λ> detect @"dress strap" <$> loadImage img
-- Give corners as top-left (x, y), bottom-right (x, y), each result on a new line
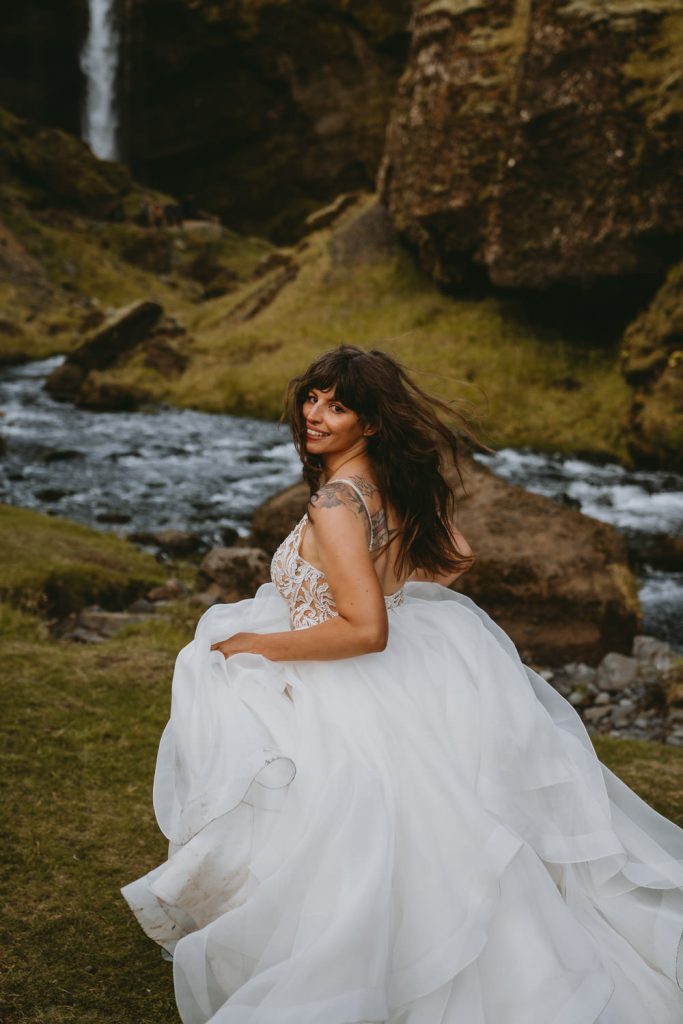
top-left (331, 478), bottom-right (374, 549)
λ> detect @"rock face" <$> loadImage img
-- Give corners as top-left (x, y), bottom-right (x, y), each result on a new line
top-left (123, 0), bottom-right (411, 239)
top-left (0, 107), bottom-right (133, 218)
top-left (621, 259), bottom-right (683, 468)
top-left (45, 300), bottom-right (163, 407)
top-left (0, 2), bottom-right (87, 138)
top-left (379, 0), bottom-right (683, 289)
top-left (251, 457), bottom-right (640, 666)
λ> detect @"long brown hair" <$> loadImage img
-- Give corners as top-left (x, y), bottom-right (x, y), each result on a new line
top-left (284, 345), bottom-right (479, 577)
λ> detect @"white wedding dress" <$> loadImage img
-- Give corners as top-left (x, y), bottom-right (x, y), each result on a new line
top-left (122, 483), bottom-right (683, 1023)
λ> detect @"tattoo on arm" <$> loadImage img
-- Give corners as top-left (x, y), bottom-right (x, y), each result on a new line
top-left (309, 479), bottom-right (372, 544)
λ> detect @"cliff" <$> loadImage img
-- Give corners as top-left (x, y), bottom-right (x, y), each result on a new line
top-left (122, 0), bottom-right (412, 240)
top-left (379, 0), bottom-right (683, 292)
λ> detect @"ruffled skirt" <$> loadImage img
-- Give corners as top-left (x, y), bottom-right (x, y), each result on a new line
top-left (121, 582), bottom-right (683, 1023)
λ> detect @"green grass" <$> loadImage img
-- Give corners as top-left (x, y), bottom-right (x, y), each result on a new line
top-left (0, 602), bottom-right (681, 1022)
top-left (0, 506), bottom-right (164, 616)
top-left (104, 199), bottom-right (632, 460)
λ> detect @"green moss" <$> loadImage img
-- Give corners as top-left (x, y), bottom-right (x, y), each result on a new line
top-left (622, 10), bottom-right (683, 127)
top-left (0, 505), bottom-right (164, 616)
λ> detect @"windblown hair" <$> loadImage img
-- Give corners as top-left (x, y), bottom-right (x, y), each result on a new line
top-left (284, 345), bottom-right (480, 578)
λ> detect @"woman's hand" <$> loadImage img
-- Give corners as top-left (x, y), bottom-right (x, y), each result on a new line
top-left (210, 632), bottom-right (257, 659)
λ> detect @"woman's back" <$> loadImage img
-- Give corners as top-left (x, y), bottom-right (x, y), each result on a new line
top-left (298, 475), bottom-right (408, 599)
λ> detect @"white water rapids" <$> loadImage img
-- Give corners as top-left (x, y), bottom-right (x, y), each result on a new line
top-left (80, 0), bottom-right (120, 160)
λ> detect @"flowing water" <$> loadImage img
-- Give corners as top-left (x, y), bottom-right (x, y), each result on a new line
top-left (1, 358), bottom-right (682, 647)
top-left (80, 0), bottom-right (120, 160)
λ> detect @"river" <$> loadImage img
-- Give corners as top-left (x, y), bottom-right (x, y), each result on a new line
top-left (1, 357), bottom-right (682, 648)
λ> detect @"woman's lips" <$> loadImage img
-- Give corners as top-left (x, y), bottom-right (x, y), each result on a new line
top-left (306, 427), bottom-right (329, 439)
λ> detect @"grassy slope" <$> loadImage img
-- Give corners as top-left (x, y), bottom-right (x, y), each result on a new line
top-left (0, 505), bottom-right (164, 615)
top-left (108, 202), bottom-right (633, 460)
top-left (1, 602), bottom-right (681, 1022)
top-left (4, 189), bottom-right (632, 460)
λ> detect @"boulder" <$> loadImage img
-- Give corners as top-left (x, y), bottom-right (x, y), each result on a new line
top-left (251, 456), bottom-right (640, 666)
top-left (621, 259), bottom-right (683, 468)
top-left (197, 546), bottom-right (272, 602)
top-left (595, 652), bottom-right (639, 693)
top-left (379, 0), bottom-right (683, 289)
top-left (129, 529), bottom-right (203, 557)
top-left (44, 300), bottom-right (163, 402)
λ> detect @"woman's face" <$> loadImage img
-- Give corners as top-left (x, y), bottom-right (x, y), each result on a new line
top-left (301, 387), bottom-right (368, 458)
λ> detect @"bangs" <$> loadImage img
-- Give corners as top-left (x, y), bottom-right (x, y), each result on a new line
top-left (297, 355), bottom-right (372, 416)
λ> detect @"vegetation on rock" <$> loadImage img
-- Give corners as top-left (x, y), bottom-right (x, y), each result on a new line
top-left (380, 0), bottom-right (683, 290)
top-left (621, 259), bottom-right (683, 468)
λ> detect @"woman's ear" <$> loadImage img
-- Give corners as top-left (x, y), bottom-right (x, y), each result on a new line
top-left (362, 419), bottom-right (378, 438)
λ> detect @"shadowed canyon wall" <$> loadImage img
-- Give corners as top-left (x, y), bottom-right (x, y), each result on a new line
top-left (0, 1), bottom-right (88, 137)
top-left (122, 0), bottom-right (412, 239)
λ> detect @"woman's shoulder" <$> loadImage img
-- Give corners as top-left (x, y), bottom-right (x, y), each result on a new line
top-left (310, 475), bottom-right (376, 513)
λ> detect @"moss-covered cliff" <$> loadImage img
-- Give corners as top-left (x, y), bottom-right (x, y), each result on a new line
top-left (380, 0), bottom-right (683, 291)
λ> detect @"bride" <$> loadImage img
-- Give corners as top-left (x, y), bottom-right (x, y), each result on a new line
top-left (122, 345), bottom-right (683, 1023)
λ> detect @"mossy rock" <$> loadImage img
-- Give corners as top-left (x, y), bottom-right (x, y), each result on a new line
top-left (621, 259), bottom-right (683, 467)
top-left (0, 106), bottom-right (133, 218)
top-left (0, 504), bottom-right (165, 617)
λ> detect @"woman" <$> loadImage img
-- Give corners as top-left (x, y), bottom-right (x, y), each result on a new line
top-left (123, 345), bottom-right (683, 1023)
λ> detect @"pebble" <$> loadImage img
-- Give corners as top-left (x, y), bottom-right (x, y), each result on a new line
top-left (540, 636), bottom-right (683, 744)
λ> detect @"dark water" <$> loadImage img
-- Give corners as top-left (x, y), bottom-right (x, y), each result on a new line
top-left (1, 357), bottom-right (682, 647)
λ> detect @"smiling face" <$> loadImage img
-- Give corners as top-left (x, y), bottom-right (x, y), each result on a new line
top-left (302, 388), bottom-right (370, 460)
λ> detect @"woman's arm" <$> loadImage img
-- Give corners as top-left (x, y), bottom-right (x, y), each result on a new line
top-left (408, 524), bottom-right (475, 588)
top-left (211, 486), bottom-right (388, 662)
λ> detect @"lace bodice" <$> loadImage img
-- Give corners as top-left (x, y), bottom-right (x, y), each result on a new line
top-left (270, 480), bottom-right (405, 631)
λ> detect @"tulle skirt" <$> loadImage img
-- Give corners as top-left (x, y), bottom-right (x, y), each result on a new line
top-left (121, 582), bottom-right (683, 1023)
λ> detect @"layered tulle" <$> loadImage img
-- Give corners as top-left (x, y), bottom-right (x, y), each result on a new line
top-left (122, 582), bottom-right (683, 1023)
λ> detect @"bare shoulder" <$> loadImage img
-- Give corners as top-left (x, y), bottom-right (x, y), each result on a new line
top-left (309, 479), bottom-right (366, 518)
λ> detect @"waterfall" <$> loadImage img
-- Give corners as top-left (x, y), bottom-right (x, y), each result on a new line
top-left (80, 0), bottom-right (120, 161)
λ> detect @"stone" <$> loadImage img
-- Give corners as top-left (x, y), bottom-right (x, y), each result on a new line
top-left (45, 300), bottom-right (164, 403)
top-left (328, 200), bottom-right (397, 269)
top-left (584, 705), bottom-right (612, 723)
top-left (130, 529), bottom-right (203, 558)
top-left (75, 608), bottom-right (151, 639)
top-left (197, 547), bottom-right (272, 602)
top-left (621, 260), bottom-right (683, 468)
top-left (596, 652), bottom-right (639, 692)
top-left (594, 692), bottom-right (611, 706)
top-left (251, 455), bottom-right (640, 666)
top-left (379, 0), bottom-right (683, 289)
top-left (76, 376), bottom-right (149, 413)
top-left (633, 635), bottom-right (678, 673)
top-left (147, 578), bottom-right (189, 602)
top-left (569, 688), bottom-right (591, 708)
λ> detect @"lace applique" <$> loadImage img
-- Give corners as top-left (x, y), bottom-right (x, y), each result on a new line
top-left (270, 514), bottom-right (405, 631)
